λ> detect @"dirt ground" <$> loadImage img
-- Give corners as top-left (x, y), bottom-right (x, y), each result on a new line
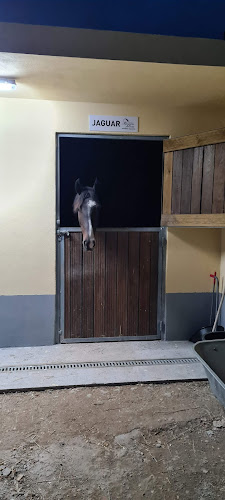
top-left (0, 381), bottom-right (225, 500)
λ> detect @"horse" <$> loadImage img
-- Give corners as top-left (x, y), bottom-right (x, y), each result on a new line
top-left (73, 178), bottom-right (100, 251)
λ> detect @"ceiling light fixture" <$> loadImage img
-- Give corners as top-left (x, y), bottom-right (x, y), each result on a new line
top-left (0, 78), bottom-right (17, 91)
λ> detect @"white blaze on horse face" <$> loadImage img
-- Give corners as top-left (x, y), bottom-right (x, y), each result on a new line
top-left (87, 200), bottom-right (96, 209)
top-left (87, 199), bottom-right (96, 238)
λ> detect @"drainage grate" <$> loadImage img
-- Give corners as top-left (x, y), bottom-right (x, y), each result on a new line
top-left (0, 358), bottom-right (199, 373)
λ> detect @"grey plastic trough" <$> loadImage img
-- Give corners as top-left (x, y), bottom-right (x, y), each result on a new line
top-left (194, 340), bottom-right (225, 409)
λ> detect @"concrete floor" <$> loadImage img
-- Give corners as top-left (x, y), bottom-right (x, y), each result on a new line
top-left (0, 341), bottom-right (206, 391)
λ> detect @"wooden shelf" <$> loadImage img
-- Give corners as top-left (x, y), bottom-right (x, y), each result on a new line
top-left (161, 214), bottom-right (225, 228)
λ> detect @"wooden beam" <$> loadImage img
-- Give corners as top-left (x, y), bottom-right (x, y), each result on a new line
top-left (161, 214), bottom-right (225, 227)
top-left (163, 128), bottom-right (225, 153)
top-left (162, 152), bottom-right (173, 215)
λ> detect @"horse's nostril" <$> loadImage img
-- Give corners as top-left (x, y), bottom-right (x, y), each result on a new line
top-left (83, 239), bottom-right (95, 251)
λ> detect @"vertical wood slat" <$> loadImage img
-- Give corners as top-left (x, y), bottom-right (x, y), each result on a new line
top-left (105, 232), bottom-right (118, 336)
top-left (212, 143), bottom-right (225, 214)
top-left (180, 148), bottom-right (194, 214)
top-left (139, 233), bottom-right (151, 335)
top-left (171, 150), bottom-right (183, 214)
top-left (70, 233), bottom-right (82, 338)
top-left (149, 233), bottom-right (159, 333)
top-left (162, 152), bottom-right (173, 214)
top-left (94, 232), bottom-right (106, 337)
top-left (127, 232), bottom-right (140, 336)
top-left (64, 235), bottom-right (71, 338)
top-left (201, 145), bottom-right (215, 213)
top-left (191, 147), bottom-right (203, 214)
top-left (82, 248), bottom-right (94, 338)
top-left (117, 232), bottom-right (128, 336)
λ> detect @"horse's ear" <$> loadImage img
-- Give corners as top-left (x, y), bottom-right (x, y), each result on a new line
top-left (93, 178), bottom-right (99, 191)
top-left (75, 178), bottom-right (83, 194)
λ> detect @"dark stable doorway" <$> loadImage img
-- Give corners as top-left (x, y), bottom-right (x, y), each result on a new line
top-left (59, 136), bottom-right (163, 228)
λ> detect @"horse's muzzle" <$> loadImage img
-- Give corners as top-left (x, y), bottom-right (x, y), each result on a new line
top-left (83, 239), bottom-right (95, 251)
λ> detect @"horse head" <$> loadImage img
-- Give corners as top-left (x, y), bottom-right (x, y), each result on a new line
top-left (73, 178), bottom-right (100, 251)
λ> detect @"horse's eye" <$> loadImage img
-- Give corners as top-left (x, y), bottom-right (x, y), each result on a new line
top-left (85, 193), bottom-right (90, 199)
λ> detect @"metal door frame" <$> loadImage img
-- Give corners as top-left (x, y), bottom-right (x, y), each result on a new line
top-left (56, 133), bottom-right (168, 344)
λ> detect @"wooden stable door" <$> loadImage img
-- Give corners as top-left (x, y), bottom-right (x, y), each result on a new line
top-left (63, 231), bottom-right (159, 339)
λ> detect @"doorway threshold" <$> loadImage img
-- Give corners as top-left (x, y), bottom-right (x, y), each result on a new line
top-left (0, 341), bottom-right (206, 392)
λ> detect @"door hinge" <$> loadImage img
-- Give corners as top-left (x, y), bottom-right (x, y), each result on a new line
top-left (159, 321), bottom-right (165, 333)
top-left (57, 230), bottom-right (62, 241)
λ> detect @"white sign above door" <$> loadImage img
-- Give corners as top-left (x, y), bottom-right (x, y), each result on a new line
top-left (89, 115), bottom-right (139, 133)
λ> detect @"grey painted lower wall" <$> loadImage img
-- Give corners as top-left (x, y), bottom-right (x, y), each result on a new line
top-left (165, 293), bottom-right (217, 341)
top-left (0, 295), bottom-right (55, 348)
top-left (1, 292), bottom-right (223, 347)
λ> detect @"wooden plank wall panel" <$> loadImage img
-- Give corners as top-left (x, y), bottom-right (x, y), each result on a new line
top-left (127, 232), bottom-right (140, 336)
top-left (163, 133), bottom-right (225, 225)
top-left (180, 148), bottom-right (194, 214)
top-left (117, 232), bottom-right (128, 336)
top-left (201, 145), bottom-right (215, 214)
top-left (64, 235), bottom-right (71, 338)
top-left (162, 152), bottom-right (173, 214)
top-left (171, 150), bottom-right (183, 214)
top-left (94, 232), bottom-right (106, 337)
top-left (212, 143), bottom-right (225, 214)
top-left (191, 147), bottom-right (203, 214)
top-left (70, 233), bottom-right (82, 338)
top-left (149, 233), bottom-right (159, 333)
top-left (139, 233), bottom-right (151, 334)
top-left (105, 232), bottom-right (118, 337)
top-left (82, 249), bottom-right (94, 338)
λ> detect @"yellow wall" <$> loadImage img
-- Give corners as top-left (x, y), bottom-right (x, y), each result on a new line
top-left (166, 229), bottom-right (222, 293)
top-left (0, 99), bottom-right (55, 295)
top-left (1, 97), bottom-right (225, 295)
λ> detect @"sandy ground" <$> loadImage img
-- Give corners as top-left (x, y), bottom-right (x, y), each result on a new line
top-left (0, 381), bottom-right (225, 500)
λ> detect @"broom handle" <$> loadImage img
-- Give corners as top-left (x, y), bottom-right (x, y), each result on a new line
top-left (212, 285), bottom-right (225, 332)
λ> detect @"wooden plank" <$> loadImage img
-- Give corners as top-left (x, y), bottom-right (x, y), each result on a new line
top-left (180, 148), bottom-right (194, 214)
top-left (70, 233), bottom-right (82, 338)
top-left (82, 247), bottom-right (94, 338)
top-left (161, 214), bottom-right (225, 227)
top-left (105, 232), bottom-right (118, 337)
top-left (171, 150), bottom-right (183, 214)
top-left (64, 235), bottom-right (71, 338)
top-left (201, 145), bottom-right (215, 214)
top-left (94, 232), bottom-right (106, 337)
top-left (162, 152), bottom-right (173, 214)
top-left (139, 233), bottom-right (151, 335)
top-left (164, 127), bottom-right (225, 152)
top-left (127, 232), bottom-right (140, 336)
top-left (149, 233), bottom-right (159, 334)
top-left (191, 147), bottom-right (203, 214)
top-left (212, 143), bottom-right (225, 214)
top-left (117, 232), bottom-right (128, 336)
